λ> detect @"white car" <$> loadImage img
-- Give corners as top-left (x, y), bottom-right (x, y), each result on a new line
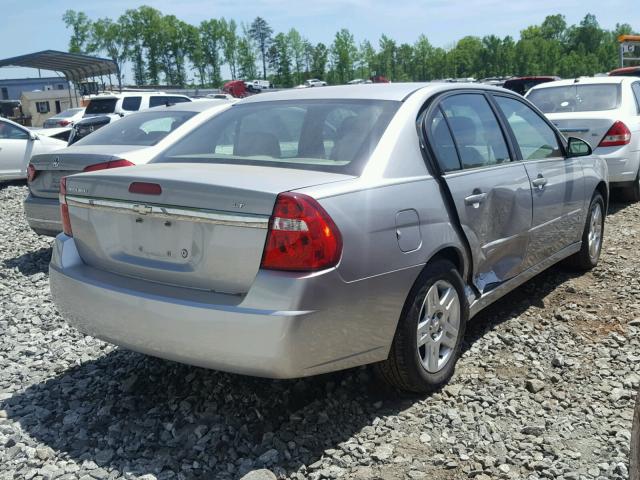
top-left (0, 117), bottom-right (67, 181)
top-left (43, 108), bottom-right (85, 128)
top-left (527, 77), bottom-right (640, 199)
top-left (25, 99), bottom-right (234, 235)
top-left (83, 92), bottom-right (192, 121)
top-left (305, 79), bottom-right (327, 87)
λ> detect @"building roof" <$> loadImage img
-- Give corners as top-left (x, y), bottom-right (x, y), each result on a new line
top-left (0, 50), bottom-right (118, 82)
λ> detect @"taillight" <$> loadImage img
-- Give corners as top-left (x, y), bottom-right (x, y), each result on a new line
top-left (59, 177), bottom-right (72, 236)
top-left (27, 164), bottom-right (37, 183)
top-left (83, 159), bottom-right (135, 172)
top-left (599, 121), bottom-right (631, 147)
top-left (58, 119), bottom-right (71, 127)
top-left (261, 192), bottom-right (342, 271)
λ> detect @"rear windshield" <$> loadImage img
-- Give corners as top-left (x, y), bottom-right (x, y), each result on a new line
top-left (527, 84), bottom-right (621, 113)
top-left (85, 98), bottom-right (117, 115)
top-left (73, 110), bottom-right (196, 147)
top-left (153, 100), bottom-right (400, 174)
top-left (55, 108), bottom-right (84, 118)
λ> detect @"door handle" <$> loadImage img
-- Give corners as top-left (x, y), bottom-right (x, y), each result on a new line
top-left (464, 192), bottom-right (487, 206)
top-left (531, 175), bottom-right (547, 189)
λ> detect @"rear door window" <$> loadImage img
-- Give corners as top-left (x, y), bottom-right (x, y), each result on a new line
top-left (427, 109), bottom-right (461, 172)
top-left (121, 96), bottom-right (142, 111)
top-left (0, 121), bottom-right (29, 140)
top-left (494, 95), bottom-right (563, 160)
top-left (440, 94), bottom-right (511, 169)
top-left (85, 98), bottom-right (117, 115)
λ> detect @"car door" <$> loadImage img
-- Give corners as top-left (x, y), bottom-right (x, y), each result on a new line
top-left (426, 92), bottom-right (533, 294)
top-left (0, 120), bottom-right (30, 179)
top-left (492, 94), bottom-right (585, 267)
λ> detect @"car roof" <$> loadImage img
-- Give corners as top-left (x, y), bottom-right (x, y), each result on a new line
top-left (236, 82), bottom-right (505, 103)
top-left (529, 76), bottom-right (634, 90)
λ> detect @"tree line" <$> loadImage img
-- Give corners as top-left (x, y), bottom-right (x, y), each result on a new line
top-left (62, 8), bottom-right (638, 88)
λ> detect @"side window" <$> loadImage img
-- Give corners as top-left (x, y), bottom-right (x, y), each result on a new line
top-left (167, 96), bottom-right (190, 104)
top-left (149, 96), bottom-right (167, 108)
top-left (428, 109), bottom-right (461, 172)
top-left (494, 96), bottom-right (562, 160)
top-left (122, 96), bottom-right (142, 111)
top-left (440, 94), bottom-right (511, 169)
top-left (0, 122), bottom-right (29, 140)
top-left (632, 83), bottom-right (640, 114)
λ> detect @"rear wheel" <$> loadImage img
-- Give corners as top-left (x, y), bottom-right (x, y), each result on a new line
top-left (565, 192), bottom-right (604, 270)
top-left (376, 259), bottom-right (468, 393)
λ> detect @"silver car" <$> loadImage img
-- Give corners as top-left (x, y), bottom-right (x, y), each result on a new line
top-left (50, 84), bottom-right (608, 393)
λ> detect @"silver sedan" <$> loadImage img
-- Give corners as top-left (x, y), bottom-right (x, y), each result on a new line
top-left (50, 83), bottom-right (608, 393)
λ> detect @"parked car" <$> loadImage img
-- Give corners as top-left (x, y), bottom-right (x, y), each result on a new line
top-left (30, 126), bottom-right (72, 143)
top-left (43, 108), bottom-right (85, 128)
top-left (0, 117), bottom-right (66, 181)
top-left (305, 78), bottom-right (327, 87)
top-left (527, 76), bottom-right (640, 200)
top-left (245, 80), bottom-right (273, 91)
top-left (25, 99), bottom-right (233, 236)
top-left (50, 83), bottom-right (608, 393)
top-left (503, 76), bottom-right (560, 95)
top-left (609, 66), bottom-right (640, 77)
top-left (67, 92), bottom-right (193, 145)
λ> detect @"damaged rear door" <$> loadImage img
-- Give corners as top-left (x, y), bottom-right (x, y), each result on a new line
top-left (425, 92), bottom-right (533, 293)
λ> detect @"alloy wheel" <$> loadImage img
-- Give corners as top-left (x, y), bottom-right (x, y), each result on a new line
top-left (588, 202), bottom-right (603, 261)
top-left (417, 280), bottom-right (461, 373)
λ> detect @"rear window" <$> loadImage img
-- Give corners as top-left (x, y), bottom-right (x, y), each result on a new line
top-left (153, 100), bottom-right (399, 174)
top-left (73, 110), bottom-right (196, 147)
top-left (85, 98), bottom-right (117, 115)
top-left (121, 96), bottom-right (142, 111)
top-left (527, 84), bottom-right (621, 113)
top-left (149, 96), bottom-right (190, 108)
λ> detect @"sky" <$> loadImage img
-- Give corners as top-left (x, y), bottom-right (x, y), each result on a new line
top-left (1, 0), bottom-right (639, 82)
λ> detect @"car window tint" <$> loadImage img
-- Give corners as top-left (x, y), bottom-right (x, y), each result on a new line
top-left (156, 100), bottom-right (400, 175)
top-left (440, 94), bottom-right (510, 169)
top-left (428, 109), bottom-right (461, 172)
top-left (0, 122), bottom-right (28, 140)
top-left (494, 96), bottom-right (563, 160)
top-left (632, 83), bottom-right (640, 114)
top-left (85, 98), bottom-right (117, 114)
top-left (121, 96), bottom-right (142, 111)
top-left (167, 96), bottom-right (191, 104)
top-left (527, 84), bottom-right (620, 113)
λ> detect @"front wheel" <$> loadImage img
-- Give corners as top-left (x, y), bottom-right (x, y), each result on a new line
top-left (565, 192), bottom-right (605, 270)
top-left (376, 259), bottom-right (468, 393)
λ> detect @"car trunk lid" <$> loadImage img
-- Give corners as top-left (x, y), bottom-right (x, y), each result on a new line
top-left (65, 163), bottom-right (353, 294)
top-left (546, 112), bottom-right (620, 148)
top-left (28, 146), bottom-right (145, 199)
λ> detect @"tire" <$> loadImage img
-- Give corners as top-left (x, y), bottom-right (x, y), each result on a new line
top-left (565, 192), bottom-right (605, 271)
top-left (623, 171), bottom-right (640, 202)
top-left (375, 259), bottom-right (468, 394)
top-left (631, 389), bottom-right (640, 480)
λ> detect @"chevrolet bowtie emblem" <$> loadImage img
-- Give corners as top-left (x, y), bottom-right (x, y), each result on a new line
top-left (132, 204), bottom-right (152, 215)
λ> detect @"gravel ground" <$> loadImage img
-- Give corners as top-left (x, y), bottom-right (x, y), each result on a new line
top-left (0, 182), bottom-right (639, 480)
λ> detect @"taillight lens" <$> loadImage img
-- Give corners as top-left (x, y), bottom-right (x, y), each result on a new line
top-left (58, 119), bottom-right (71, 127)
top-left (83, 159), bottom-right (135, 172)
top-left (129, 182), bottom-right (162, 195)
top-left (599, 121), bottom-right (631, 147)
top-left (27, 164), bottom-right (37, 183)
top-left (261, 192), bottom-right (342, 271)
top-left (59, 177), bottom-right (72, 236)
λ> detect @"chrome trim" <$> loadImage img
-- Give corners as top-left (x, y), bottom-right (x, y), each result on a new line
top-left (66, 196), bottom-right (269, 229)
top-left (558, 128), bottom-right (590, 133)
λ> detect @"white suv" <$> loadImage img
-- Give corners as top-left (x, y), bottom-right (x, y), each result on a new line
top-left (527, 77), bottom-right (640, 200)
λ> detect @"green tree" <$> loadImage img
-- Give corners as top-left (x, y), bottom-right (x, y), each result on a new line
top-left (248, 17), bottom-right (273, 80)
top-left (200, 19), bottom-right (225, 86)
top-left (90, 18), bottom-right (130, 88)
top-left (62, 10), bottom-right (93, 54)
top-left (287, 28), bottom-right (306, 85)
top-left (310, 42), bottom-right (329, 79)
top-left (221, 19), bottom-right (239, 80)
top-left (267, 33), bottom-right (293, 87)
top-left (237, 27), bottom-right (257, 80)
top-left (331, 29), bottom-right (357, 84)
top-left (413, 35), bottom-right (433, 81)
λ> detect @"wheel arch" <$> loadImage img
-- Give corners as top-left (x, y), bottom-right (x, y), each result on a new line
top-left (595, 180), bottom-right (609, 211)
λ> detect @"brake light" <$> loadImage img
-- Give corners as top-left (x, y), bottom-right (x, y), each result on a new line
top-left (58, 120), bottom-right (71, 127)
top-left (599, 121), bottom-right (631, 147)
top-left (27, 164), bottom-right (37, 183)
top-left (261, 192), bottom-right (342, 271)
top-left (83, 159), bottom-right (135, 172)
top-left (129, 182), bottom-right (162, 195)
top-left (59, 177), bottom-right (72, 236)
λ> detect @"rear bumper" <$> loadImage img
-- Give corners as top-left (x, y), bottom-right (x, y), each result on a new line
top-left (24, 194), bottom-right (60, 236)
top-left (50, 235), bottom-right (420, 378)
top-left (594, 146), bottom-right (640, 184)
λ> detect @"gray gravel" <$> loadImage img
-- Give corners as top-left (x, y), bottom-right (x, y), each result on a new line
top-left (0, 182), bottom-right (638, 480)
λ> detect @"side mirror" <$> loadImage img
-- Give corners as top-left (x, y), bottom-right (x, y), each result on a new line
top-left (567, 137), bottom-right (592, 157)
